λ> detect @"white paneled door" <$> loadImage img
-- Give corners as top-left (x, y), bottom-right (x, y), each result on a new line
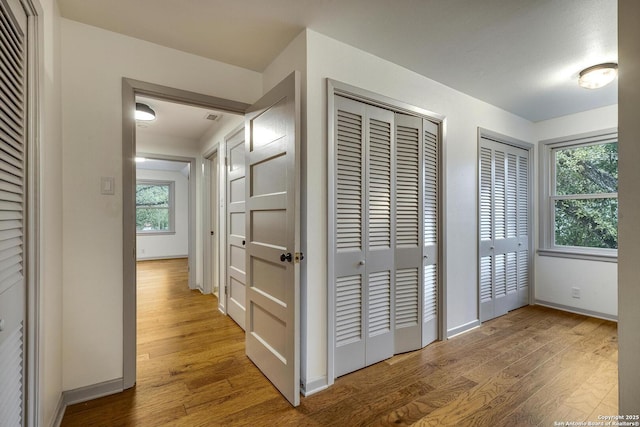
top-left (479, 136), bottom-right (530, 322)
top-left (244, 72), bottom-right (300, 406)
top-left (0, 0), bottom-right (27, 424)
top-left (332, 95), bottom-right (440, 378)
top-left (226, 128), bottom-right (246, 330)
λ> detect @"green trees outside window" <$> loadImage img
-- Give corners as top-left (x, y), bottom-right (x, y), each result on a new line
top-left (136, 181), bottom-right (173, 232)
top-left (553, 142), bottom-right (618, 249)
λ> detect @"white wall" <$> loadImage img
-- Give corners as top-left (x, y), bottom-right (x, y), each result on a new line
top-left (60, 18), bottom-right (262, 391)
top-left (534, 105), bottom-right (618, 319)
top-left (136, 169), bottom-right (189, 260)
top-left (298, 29), bottom-right (535, 389)
top-left (38, 0), bottom-right (64, 424)
top-left (618, 0), bottom-right (640, 413)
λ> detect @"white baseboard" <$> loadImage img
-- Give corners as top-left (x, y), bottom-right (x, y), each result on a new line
top-left (50, 393), bottom-right (66, 427)
top-left (301, 376), bottom-right (328, 397)
top-left (447, 319), bottom-right (481, 339)
top-left (535, 300), bottom-right (618, 322)
top-left (136, 255), bottom-right (188, 261)
top-left (52, 378), bottom-right (124, 426)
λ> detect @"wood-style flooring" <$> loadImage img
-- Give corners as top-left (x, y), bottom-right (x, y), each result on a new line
top-left (62, 258), bottom-right (618, 426)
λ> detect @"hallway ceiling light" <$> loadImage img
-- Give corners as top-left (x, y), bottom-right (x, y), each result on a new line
top-left (578, 63), bottom-right (618, 89)
top-left (135, 103), bottom-right (156, 121)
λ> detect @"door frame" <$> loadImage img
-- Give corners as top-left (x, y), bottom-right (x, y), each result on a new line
top-left (135, 153), bottom-right (197, 287)
top-left (9, 0), bottom-right (44, 424)
top-left (202, 147), bottom-right (219, 297)
top-left (326, 79), bottom-right (447, 385)
top-left (476, 128), bottom-right (535, 322)
top-left (122, 78), bottom-right (250, 388)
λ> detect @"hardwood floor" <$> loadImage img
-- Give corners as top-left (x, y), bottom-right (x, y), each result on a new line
top-left (62, 258), bottom-right (618, 426)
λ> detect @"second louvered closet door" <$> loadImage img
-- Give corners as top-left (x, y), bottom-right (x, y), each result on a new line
top-left (333, 96), bottom-right (440, 378)
top-left (479, 137), bottom-right (530, 322)
top-left (334, 96), bottom-right (395, 377)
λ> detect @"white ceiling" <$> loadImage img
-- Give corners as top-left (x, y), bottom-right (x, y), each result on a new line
top-left (59, 0), bottom-right (617, 122)
top-left (135, 95), bottom-right (230, 141)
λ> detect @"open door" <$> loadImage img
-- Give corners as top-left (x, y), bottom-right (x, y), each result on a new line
top-left (244, 71), bottom-right (301, 406)
top-left (226, 129), bottom-right (247, 329)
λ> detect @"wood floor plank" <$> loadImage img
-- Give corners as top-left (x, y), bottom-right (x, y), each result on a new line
top-left (61, 259), bottom-right (618, 426)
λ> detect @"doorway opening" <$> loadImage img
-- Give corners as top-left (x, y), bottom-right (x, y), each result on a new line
top-left (123, 72), bottom-right (302, 406)
top-left (122, 79), bottom-right (249, 389)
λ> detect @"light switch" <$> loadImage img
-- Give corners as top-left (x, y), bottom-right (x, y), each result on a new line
top-left (101, 176), bottom-right (115, 195)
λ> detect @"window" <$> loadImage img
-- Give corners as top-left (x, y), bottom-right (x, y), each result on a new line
top-left (136, 180), bottom-right (175, 234)
top-left (539, 129), bottom-right (618, 261)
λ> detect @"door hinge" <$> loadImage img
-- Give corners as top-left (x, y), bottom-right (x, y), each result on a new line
top-left (294, 252), bottom-right (305, 263)
top-left (224, 285), bottom-right (228, 295)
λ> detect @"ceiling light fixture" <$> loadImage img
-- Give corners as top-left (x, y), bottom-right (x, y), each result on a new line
top-left (135, 103), bottom-right (156, 121)
top-left (578, 63), bottom-right (618, 89)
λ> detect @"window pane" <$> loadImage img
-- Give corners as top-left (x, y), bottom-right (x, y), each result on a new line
top-left (136, 184), bottom-right (169, 208)
top-left (136, 208), bottom-right (170, 231)
top-left (554, 198), bottom-right (618, 249)
top-left (555, 142), bottom-right (618, 195)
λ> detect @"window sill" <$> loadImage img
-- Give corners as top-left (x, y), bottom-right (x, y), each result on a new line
top-left (537, 248), bottom-right (617, 263)
top-left (136, 231), bottom-right (176, 236)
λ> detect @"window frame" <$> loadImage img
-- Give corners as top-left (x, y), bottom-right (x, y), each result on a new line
top-left (135, 179), bottom-right (176, 235)
top-left (538, 128), bottom-right (618, 262)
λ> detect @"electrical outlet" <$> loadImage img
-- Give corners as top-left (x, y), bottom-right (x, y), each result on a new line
top-left (571, 287), bottom-right (581, 299)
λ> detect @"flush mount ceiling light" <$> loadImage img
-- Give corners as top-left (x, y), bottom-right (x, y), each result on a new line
top-left (135, 103), bottom-right (156, 121)
top-left (578, 63), bottom-right (618, 89)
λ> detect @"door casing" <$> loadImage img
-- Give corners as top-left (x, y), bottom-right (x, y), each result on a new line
top-left (476, 128), bottom-right (535, 323)
top-left (326, 79), bottom-right (447, 385)
top-left (122, 78), bottom-right (250, 389)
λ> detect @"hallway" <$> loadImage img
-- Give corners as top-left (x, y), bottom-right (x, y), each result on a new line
top-left (61, 258), bottom-right (618, 426)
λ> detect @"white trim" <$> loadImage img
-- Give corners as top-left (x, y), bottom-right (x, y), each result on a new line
top-left (61, 378), bottom-right (123, 407)
top-left (539, 128), bottom-right (618, 261)
top-left (135, 179), bottom-right (176, 234)
top-left (447, 320), bottom-right (481, 339)
top-left (301, 376), bottom-right (328, 397)
top-left (202, 146), bottom-right (218, 296)
top-left (50, 394), bottom-right (65, 427)
top-left (121, 78), bottom-right (251, 390)
top-left (535, 300), bottom-right (617, 322)
top-left (17, 0), bottom-right (44, 424)
top-left (51, 378), bottom-right (124, 425)
top-left (136, 255), bottom-right (188, 261)
top-left (326, 79), bottom-right (446, 384)
top-left (477, 129), bottom-right (535, 321)
top-left (135, 153), bottom-right (196, 289)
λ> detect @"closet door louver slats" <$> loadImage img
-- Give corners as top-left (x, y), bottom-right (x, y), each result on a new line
top-left (333, 97), bottom-right (366, 377)
top-left (363, 106), bottom-right (394, 367)
top-left (336, 110), bottom-right (363, 251)
top-left (479, 137), bottom-right (530, 322)
top-left (0, 0), bottom-right (26, 424)
top-left (333, 96), bottom-right (439, 376)
top-left (422, 122), bottom-right (439, 346)
top-left (394, 114), bottom-right (422, 353)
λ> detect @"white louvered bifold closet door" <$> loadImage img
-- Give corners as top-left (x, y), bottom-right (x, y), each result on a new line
top-left (0, 0), bottom-right (27, 425)
top-left (479, 137), bottom-right (530, 322)
top-left (422, 119), bottom-right (439, 346)
top-left (393, 114), bottom-right (439, 352)
top-left (334, 96), bottom-right (395, 377)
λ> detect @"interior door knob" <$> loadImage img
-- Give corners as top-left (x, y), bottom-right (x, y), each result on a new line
top-left (280, 252), bottom-right (293, 263)
top-left (358, 260), bottom-right (366, 266)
